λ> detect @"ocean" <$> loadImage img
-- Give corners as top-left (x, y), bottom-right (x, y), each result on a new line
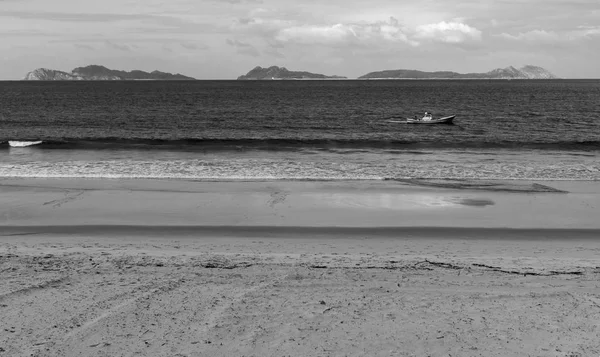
top-left (1, 79), bottom-right (599, 181)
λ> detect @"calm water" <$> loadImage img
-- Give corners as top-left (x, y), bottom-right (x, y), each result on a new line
top-left (1, 80), bottom-right (599, 180)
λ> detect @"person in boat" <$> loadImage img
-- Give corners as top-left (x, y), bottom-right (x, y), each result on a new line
top-left (423, 112), bottom-right (432, 121)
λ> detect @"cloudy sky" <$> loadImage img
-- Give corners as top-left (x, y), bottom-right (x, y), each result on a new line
top-left (1, 0), bottom-right (599, 79)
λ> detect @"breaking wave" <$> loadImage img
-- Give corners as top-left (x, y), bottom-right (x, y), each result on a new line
top-left (2, 138), bottom-right (600, 152)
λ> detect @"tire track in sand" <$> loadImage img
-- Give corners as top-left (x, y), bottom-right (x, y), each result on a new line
top-left (43, 190), bottom-right (85, 208)
top-left (0, 276), bottom-right (71, 303)
top-left (174, 279), bottom-right (277, 356)
top-left (62, 277), bottom-right (186, 340)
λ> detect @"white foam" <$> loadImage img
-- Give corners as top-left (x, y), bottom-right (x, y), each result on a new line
top-left (1, 149), bottom-right (599, 181)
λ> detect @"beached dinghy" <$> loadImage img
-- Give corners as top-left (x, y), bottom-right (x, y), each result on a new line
top-left (8, 140), bottom-right (43, 147)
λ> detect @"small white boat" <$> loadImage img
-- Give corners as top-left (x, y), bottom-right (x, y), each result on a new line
top-left (406, 115), bottom-right (455, 125)
top-left (8, 140), bottom-right (43, 147)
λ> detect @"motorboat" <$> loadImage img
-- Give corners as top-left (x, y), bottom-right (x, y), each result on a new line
top-left (405, 115), bottom-right (455, 124)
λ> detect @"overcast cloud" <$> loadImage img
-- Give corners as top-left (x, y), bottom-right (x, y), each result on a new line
top-left (0, 0), bottom-right (598, 79)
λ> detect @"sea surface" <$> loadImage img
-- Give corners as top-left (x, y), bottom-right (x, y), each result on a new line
top-left (1, 80), bottom-right (599, 181)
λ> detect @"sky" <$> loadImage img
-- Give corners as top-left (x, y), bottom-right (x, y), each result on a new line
top-left (1, 0), bottom-right (599, 79)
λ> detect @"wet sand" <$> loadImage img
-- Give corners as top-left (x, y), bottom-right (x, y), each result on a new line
top-left (0, 178), bottom-right (598, 228)
top-left (1, 178), bottom-right (600, 356)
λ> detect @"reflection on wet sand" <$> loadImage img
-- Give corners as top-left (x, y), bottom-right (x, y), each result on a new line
top-left (307, 193), bottom-right (494, 210)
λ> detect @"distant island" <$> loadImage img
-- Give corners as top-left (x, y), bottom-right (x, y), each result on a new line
top-left (23, 65), bottom-right (196, 80)
top-left (237, 65), bottom-right (556, 80)
top-left (24, 64), bottom-right (558, 81)
top-left (237, 66), bottom-right (347, 80)
top-left (359, 65), bottom-right (557, 79)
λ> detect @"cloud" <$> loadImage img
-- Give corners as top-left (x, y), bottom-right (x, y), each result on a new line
top-left (241, 17), bottom-right (421, 48)
top-left (226, 38), bottom-right (253, 48)
top-left (0, 9), bottom-right (222, 36)
top-left (231, 16), bottom-right (292, 38)
top-left (179, 42), bottom-right (208, 50)
top-left (498, 30), bottom-right (559, 42)
top-left (226, 38), bottom-right (260, 57)
top-left (498, 26), bottom-right (600, 44)
top-left (414, 21), bottom-right (482, 44)
top-left (73, 43), bottom-right (95, 50)
top-left (263, 46), bottom-right (285, 58)
top-left (0, 10), bottom-right (160, 22)
top-left (218, 0), bottom-right (263, 3)
top-left (234, 15), bottom-right (482, 50)
top-left (0, 30), bottom-right (60, 37)
top-left (570, 26), bottom-right (600, 39)
top-left (105, 41), bottom-right (132, 52)
top-left (276, 24), bottom-right (359, 46)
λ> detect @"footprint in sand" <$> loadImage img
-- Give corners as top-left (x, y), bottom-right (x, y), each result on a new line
top-left (267, 188), bottom-right (288, 208)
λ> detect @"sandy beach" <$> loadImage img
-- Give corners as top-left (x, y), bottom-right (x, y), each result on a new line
top-left (1, 178), bottom-right (600, 357)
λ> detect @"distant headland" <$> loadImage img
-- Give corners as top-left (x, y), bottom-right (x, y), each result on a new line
top-left (23, 65), bottom-right (196, 80)
top-left (359, 65), bottom-right (556, 79)
top-left (237, 66), bottom-right (347, 80)
top-left (238, 65), bottom-right (557, 80)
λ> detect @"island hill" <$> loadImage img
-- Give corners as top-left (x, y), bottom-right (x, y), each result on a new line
top-left (238, 65), bottom-right (557, 80)
top-left (359, 65), bottom-right (557, 79)
top-left (237, 66), bottom-right (347, 80)
top-left (23, 65), bottom-right (195, 80)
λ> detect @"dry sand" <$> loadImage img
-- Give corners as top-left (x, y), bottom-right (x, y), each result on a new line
top-left (1, 178), bottom-right (600, 357)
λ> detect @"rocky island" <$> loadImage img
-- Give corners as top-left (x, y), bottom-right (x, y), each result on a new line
top-left (23, 65), bottom-right (196, 80)
top-left (237, 66), bottom-right (347, 80)
top-left (359, 65), bottom-right (557, 79)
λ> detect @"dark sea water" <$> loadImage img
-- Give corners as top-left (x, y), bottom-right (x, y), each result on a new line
top-left (1, 80), bottom-right (599, 180)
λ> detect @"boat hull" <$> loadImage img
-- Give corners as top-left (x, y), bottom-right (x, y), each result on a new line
top-left (406, 115), bottom-right (455, 124)
top-left (8, 140), bottom-right (43, 147)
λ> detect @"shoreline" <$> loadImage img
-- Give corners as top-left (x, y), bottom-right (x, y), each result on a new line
top-left (3, 224), bottom-right (600, 239)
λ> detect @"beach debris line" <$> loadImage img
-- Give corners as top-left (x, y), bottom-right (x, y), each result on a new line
top-left (471, 263), bottom-right (584, 276)
top-left (413, 260), bottom-right (585, 276)
top-left (199, 256), bottom-right (253, 269)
